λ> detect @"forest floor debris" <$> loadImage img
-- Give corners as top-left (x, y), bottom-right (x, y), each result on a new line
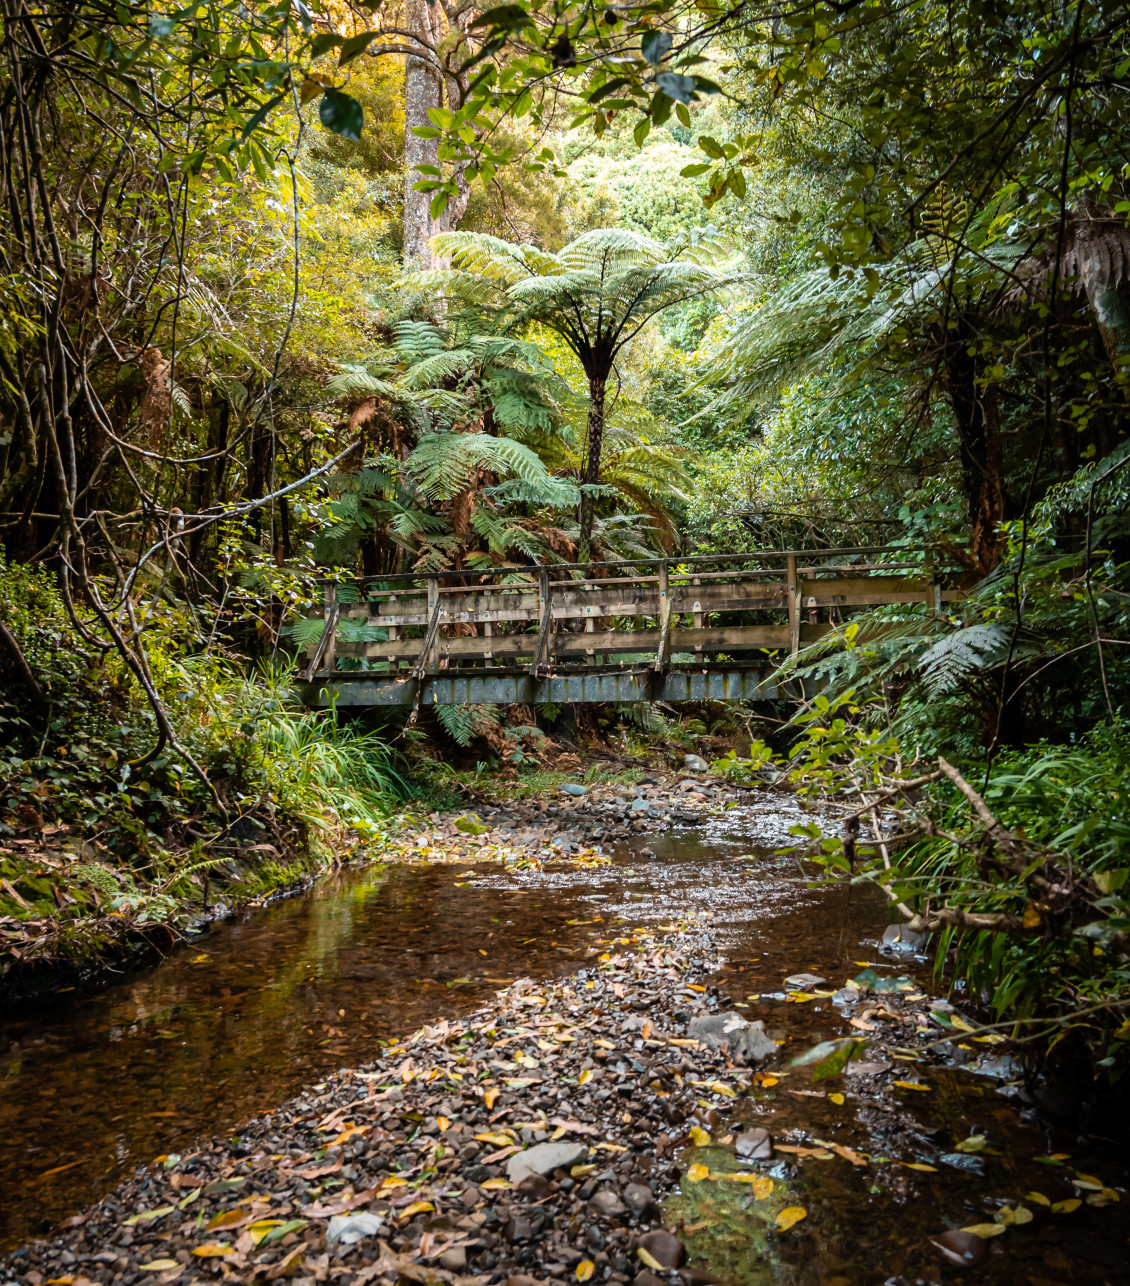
top-left (3, 908), bottom-right (1126, 1286)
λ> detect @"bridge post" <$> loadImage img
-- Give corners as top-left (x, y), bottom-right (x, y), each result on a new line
top-left (426, 576), bottom-right (439, 672)
top-left (530, 567), bottom-right (552, 676)
top-left (324, 583), bottom-right (337, 675)
top-left (787, 553), bottom-right (800, 655)
top-left (652, 559), bottom-right (672, 680)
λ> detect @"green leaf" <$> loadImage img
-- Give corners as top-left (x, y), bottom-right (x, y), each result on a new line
top-left (339, 30), bottom-right (377, 66)
top-left (319, 89), bottom-right (363, 141)
top-left (239, 92), bottom-right (285, 144)
top-left (789, 1038), bottom-right (867, 1083)
top-left (728, 168), bottom-right (747, 199)
top-left (633, 117), bottom-right (651, 148)
top-left (698, 135), bottom-right (724, 158)
top-left (470, 4), bottom-right (534, 30)
top-left (656, 72), bottom-right (695, 104)
top-left (430, 191), bottom-right (450, 219)
top-left (311, 32), bottom-right (343, 57)
top-left (680, 163), bottom-right (711, 177)
top-left (641, 30), bottom-right (672, 64)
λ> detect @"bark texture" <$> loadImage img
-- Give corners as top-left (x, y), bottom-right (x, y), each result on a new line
top-left (402, 0), bottom-right (471, 269)
top-left (577, 376), bottom-right (606, 565)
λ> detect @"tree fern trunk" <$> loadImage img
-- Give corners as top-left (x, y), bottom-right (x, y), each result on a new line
top-left (577, 376), bottom-right (605, 564)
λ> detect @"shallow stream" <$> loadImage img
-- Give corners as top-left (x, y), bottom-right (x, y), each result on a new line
top-left (1, 797), bottom-right (1124, 1282)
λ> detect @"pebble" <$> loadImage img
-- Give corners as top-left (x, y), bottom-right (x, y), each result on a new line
top-left (507, 1141), bottom-right (588, 1183)
top-left (638, 1229), bottom-right (686, 1268)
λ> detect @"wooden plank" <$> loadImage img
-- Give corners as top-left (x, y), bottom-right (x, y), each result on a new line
top-left (335, 623), bottom-right (796, 664)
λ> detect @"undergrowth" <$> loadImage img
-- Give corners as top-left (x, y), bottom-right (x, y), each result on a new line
top-left (0, 554), bottom-right (411, 981)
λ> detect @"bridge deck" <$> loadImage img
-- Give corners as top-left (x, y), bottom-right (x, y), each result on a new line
top-left (296, 547), bottom-right (966, 706)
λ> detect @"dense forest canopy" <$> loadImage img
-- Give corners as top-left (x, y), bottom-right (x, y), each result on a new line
top-left (0, 0), bottom-right (1127, 1076)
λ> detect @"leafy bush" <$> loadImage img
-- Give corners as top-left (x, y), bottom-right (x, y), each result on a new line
top-left (0, 552), bottom-right (408, 955)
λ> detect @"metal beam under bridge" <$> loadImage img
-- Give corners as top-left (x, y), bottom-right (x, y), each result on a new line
top-left (297, 668), bottom-right (783, 708)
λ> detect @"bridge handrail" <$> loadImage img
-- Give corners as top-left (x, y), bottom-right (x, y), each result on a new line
top-left (314, 542), bottom-right (966, 591)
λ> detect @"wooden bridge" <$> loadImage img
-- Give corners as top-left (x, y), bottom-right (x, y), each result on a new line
top-left (296, 547), bottom-right (966, 707)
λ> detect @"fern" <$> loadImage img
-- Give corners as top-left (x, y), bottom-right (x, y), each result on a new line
top-left (282, 617), bottom-right (329, 647)
top-left (916, 623), bottom-right (1014, 697)
top-left (435, 703), bottom-right (501, 747)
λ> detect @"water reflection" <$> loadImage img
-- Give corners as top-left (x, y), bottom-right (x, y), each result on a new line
top-left (0, 860), bottom-right (593, 1249)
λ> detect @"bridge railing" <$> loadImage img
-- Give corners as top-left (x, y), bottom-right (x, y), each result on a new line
top-left (298, 545), bottom-right (969, 684)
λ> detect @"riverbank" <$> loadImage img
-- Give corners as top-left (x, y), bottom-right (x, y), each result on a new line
top-left (0, 754), bottom-right (743, 1003)
top-left (4, 911), bottom-right (1127, 1286)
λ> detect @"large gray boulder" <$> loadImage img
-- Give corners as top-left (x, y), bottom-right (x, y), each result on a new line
top-left (688, 1011), bottom-right (778, 1063)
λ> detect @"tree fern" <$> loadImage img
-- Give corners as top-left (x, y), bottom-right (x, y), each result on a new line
top-left (418, 228), bottom-right (743, 559)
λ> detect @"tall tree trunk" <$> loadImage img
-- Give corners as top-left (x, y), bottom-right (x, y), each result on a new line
top-left (577, 376), bottom-right (606, 565)
top-left (404, 0), bottom-right (443, 269)
top-left (939, 320), bottom-right (1006, 573)
top-left (403, 0), bottom-right (472, 269)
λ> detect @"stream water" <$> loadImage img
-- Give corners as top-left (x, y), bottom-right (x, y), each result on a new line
top-left (1, 798), bottom-right (1124, 1282)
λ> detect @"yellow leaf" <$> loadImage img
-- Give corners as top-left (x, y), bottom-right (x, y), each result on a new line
top-left (571, 1165), bottom-right (595, 1178)
top-left (139, 1262), bottom-right (180, 1272)
top-left (484, 1088), bottom-right (500, 1109)
top-left (902, 1163), bottom-right (938, 1172)
top-left (827, 1093), bottom-right (845, 1106)
top-left (578, 1069), bottom-right (593, 1086)
top-left (1022, 905), bottom-right (1042, 929)
top-left (752, 1072), bottom-right (778, 1086)
top-left (401, 1201), bottom-right (435, 1218)
top-left (1071, 1173), bottom-right (1103, 1190)
top-left (205, 1209), bottom-right (246, 1231)
top-left (379, 1176), bottom-right (408, 1189)
top-left (751, 1174), bottom-right (774, 1200)
top-left (475, 1132), bottom-right (514, 1147)
top-left (247, 1219), bottom-right (287, 1246)
top-left (479, 949), bottom-right (487, 955)
top-left (686, 1164), bottom-right (710, 1182)
top-left (689, 1126), bottom-right (711, 1146)
top-left (576, 1260), bottom-right (596, 1281)
top-left (1052, 1198), bottom-right (1081, 1214)
top-left (191, 954), bottom-right (209, 963)
top-left (599, 953), bottom-right (611, 963)
top-left (1086, 1188), bottom-right (1120, 1206)
top-left (960, 1223), bottom-right (1008, 1238)
top-left (437, 1116), bottom-right (449, 1132)
top-left (893, 1081), bottom-right (932, 1091)
top-left (774, 1207), bottom-right (807, 1232)
top-left (1025, 1191), bottom-right (1050, 1206)
top-left (686, 984), bottom-right (706, 992)
top-left (191, 1243), bottom-right (233, 1257)
top-left (711, 1081), bottom-right (736, 1098)
top-left (637, 1248), bottom-right (663, 1272)
top-left (480, 1178), bottom-right (512, 1191)
top-left (1051, 1152), bottom-right (1071, 1160)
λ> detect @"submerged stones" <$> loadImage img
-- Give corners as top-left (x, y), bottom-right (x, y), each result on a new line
top-left (638, 1229), bottom-right (686, 1268)
top-left (687, 1011), bottom-right (778, 1064)
top-left (734, 1127), bottom-right (773, 1161)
